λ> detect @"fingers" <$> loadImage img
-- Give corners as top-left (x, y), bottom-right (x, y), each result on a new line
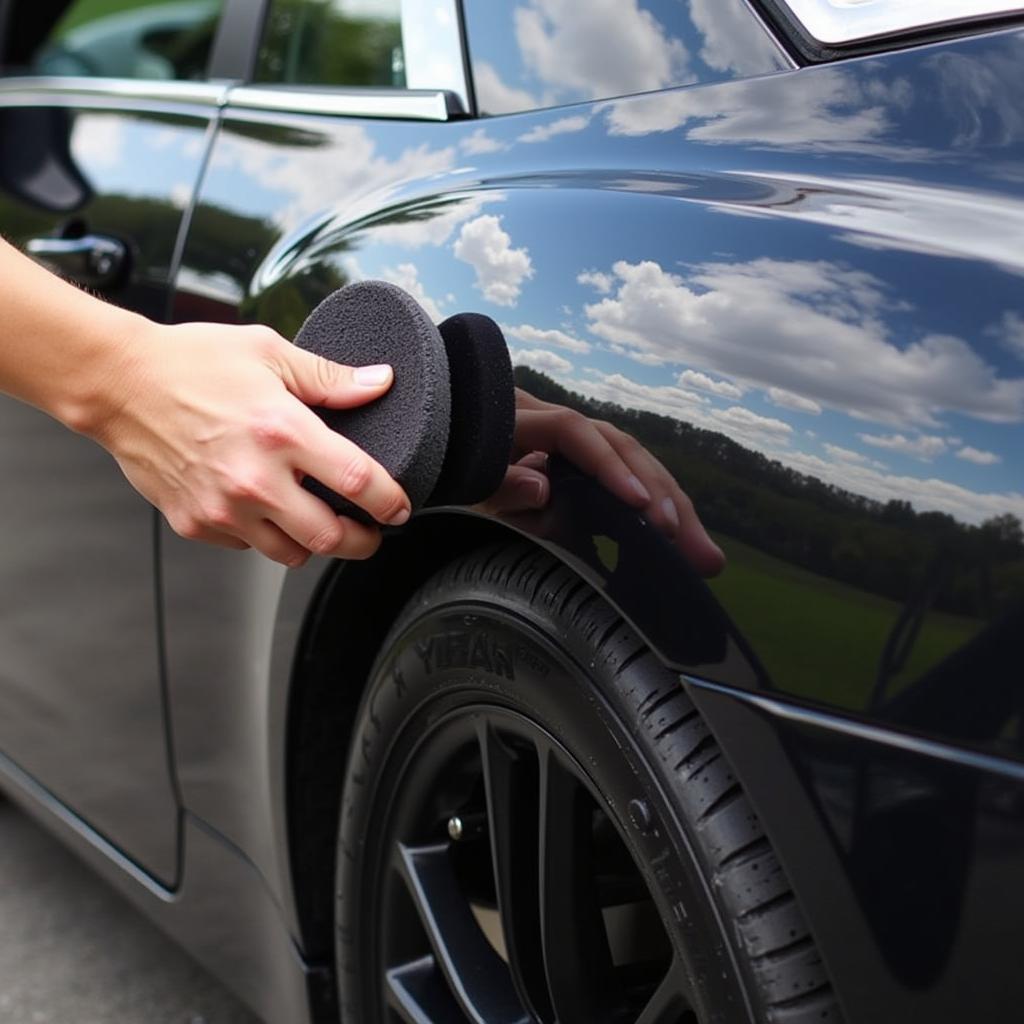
top-left (241, 520), bottom-right (313, 568)
top-left (593, 422), bottom-right (725, 576)
top-left (169, 521), bottom-right (251, 552)
top-left (292, 406), bottom-right (411, 526)
top-left (475, 463), bottom-right (550, 514)
top-left (168, 498), bottom-right (381, 566)
top-left (276, 341), bottom-right (395, 410)
top-left (513, 408), bottom-right (652, 509)
top-left (262, 485), bottom-right (383, 561)
top-left (265, 341), bottom-right (411, 525)
top-left (510, 405), bottom-right (725, 577)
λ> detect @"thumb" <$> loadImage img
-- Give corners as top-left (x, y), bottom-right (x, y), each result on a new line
top-left (279, 345), bottom-right (394, 408)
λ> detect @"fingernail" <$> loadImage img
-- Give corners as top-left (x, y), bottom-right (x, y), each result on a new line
top-left (389, 506), bottom-right (411, 526)
top-left (661, 497), bottom-right (679, 531)
top-left (518, 476), bottom-right (547, 507)
top-left (628, 475), bottom-right (651, 503)
top-left (354, 364), bottom-right (392, 386)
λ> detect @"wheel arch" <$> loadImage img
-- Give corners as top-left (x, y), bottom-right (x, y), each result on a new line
top-left (281, 485), bottom-right (768, 961)
top-left (284, 511), bottom-right (519, 960)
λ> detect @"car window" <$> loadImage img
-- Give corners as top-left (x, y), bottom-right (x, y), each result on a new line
top-left (462, 0), bottom-right (789, 116)
top-left (777, 0), bottom-right (1024, 47)
top-left (254, 0), bottom-right (405, 89)
top-left (1, 0), bottom-right (223, 80)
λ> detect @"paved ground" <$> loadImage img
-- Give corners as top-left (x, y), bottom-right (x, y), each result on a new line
top-left (0, 798), bottom-right (261, 1024)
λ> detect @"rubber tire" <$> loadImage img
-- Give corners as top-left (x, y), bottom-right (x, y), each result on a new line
top-left (335, 543), bottom-right (843, 1024)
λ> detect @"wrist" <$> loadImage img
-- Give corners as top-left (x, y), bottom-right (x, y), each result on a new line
top-left (55, 303), bottom-right (152, 443)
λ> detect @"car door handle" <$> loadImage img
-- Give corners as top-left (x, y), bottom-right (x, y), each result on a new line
top-left (26, 234), bottom-right (128, 288)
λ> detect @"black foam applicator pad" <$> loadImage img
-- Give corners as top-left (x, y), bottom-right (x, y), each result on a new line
top-left (293, 281), bottom-right (451, 515)
top-left (431, 313), bottom-right (516, 507)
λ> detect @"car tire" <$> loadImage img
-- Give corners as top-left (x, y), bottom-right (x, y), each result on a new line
top-left (335, 543), bottom-right (842, 1023)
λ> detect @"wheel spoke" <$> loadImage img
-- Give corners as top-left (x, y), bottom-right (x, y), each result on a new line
top-left (634, 958), bottom-right (690, 1024)
top-left (538, 742), bottom-right (618, 1023)
top-left (397, 841), bottom-right (529, 1024)
top-left (478, 721), bottom-right (554, 1022)
top-left (386, 955), bottom-right (466, 1024)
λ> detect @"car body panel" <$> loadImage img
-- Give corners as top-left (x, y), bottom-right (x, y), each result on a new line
top-left (689, 678), bottom-right (1024, 1023)
top-left (0, 88), bottom-right (224, 884)
top-left (167, 24), bottom-right (1024, 1020)
top-left (0, 4), bottom-right (1022, 1021)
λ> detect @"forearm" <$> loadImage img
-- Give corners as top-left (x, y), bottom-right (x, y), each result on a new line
top-left (0, 235), bottom-right (143, 437)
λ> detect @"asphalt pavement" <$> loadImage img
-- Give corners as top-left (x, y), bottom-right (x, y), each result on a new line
top-left (0, 797), bottom-right (261, 1024)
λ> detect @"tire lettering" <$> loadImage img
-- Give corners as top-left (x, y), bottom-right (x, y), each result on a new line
top-left (414, 630), bottom-right (515, 680)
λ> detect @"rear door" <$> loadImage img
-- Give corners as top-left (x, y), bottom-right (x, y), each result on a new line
top-left (0, 0), bottom-right (232, 884)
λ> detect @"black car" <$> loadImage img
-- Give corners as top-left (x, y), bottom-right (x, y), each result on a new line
top-left (2, 2), bottom-right (1023, 1022)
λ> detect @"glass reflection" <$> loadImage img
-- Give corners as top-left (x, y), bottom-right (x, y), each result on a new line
top-left (14, 0), bottom-right (222, 80)
top-left (255, 0), bottom-right (404, 88)
top-left (462, 0), bottom-right (787, 116)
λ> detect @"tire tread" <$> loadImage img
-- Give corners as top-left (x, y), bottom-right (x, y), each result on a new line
top-left (338, 543), bottom-right (842, 1024)
top-left (449, 544), bottom-right (842, 1023)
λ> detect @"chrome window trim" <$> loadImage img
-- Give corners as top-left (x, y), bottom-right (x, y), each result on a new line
top-left (0, 75), bottom-right (461, 122)
top-left (401, 0), bottom-right (471, 111)
top-left (0, 76), bottom-right (229, 108)
top-left (779, 0), bottom-right (1024, 45)
top-left (225, 85), bottom-right (458, 121)
top-left (742, 0), bottom-right (799, 68)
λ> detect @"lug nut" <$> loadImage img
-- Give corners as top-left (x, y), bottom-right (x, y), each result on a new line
top-left (446, 812), bottom-right (486, 842)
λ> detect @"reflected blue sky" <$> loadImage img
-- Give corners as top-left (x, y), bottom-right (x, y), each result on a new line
top-left (461, 0), bottom-right (788, 115)
top-left (68, 110), bottom-right (208, 205)
top-left (353, 191), bottom-right (1024, 527)
top-left (188, 28), bottom-right (1024, 528)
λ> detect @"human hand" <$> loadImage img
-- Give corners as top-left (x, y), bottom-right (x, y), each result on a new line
top-left (88, 321), bottom-right (410, 567)
top-left (477, 389), bottom-right (725, 577)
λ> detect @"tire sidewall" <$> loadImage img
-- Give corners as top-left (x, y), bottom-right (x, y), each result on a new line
top-left (336, 588), bottom-right (754, 1024)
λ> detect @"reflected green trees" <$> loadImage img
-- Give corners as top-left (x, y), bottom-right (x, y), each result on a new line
top-left (255, 0), bottom-right (404, 89)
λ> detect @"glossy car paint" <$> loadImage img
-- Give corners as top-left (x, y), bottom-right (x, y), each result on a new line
top-left (0, 2), bottom-right (1022, 1022)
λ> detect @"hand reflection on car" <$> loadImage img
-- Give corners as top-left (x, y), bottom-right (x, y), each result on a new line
top-left (475, 388), bottom-right (726, 577)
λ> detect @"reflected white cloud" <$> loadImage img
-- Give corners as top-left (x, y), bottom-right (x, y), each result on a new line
top-left (991, 311), bottom-right (1024, 359)
top-left (475, 61), bottom-right (538, 114)
top-left (926, 46), bottom-right (1024, 151)
top-left (689, 0), bottom-right (785, 76)
top-left (515, 0), bottom-right (692, 102)
top-left (454, 215), bottom-right (533, 306)
top-left (583, 257), bottom-right (1024, 427)
top-left (577, 269), bottom-right (613, 294)
top-left (956, 445), bottom-right (1001, 466)
top-left (518, 114), bottom-right (590, 144)
top-left (71, 115), bottom-right (124, 170)
top-left (858, 432), bottom-right (947, 461)
top-left (710, 405), bottom-right (792, 446)
top-left (371, 194), bottom-right (488, 250)
top-left (824, 443), bottom-right (885, 469)
top-left (209, 125), bottom-right (456, 232)
top-left (460, 129), bottom-right (506, 155)
top-left (534, 362), bottom-right (1022, 524)
top-left (572, 369), bottom-right (706, 420)
top-left (169, 182), bottom-right (191, 210)
top-left (768, 388), bottom-right (822, 415)
top-left (510, 348), bottom-right (573, 374)
top-left (779, 447), bottom-right (1024, 525)
top-left (504, 323), bottom-right (590, 354)
top-left (602, 66), bottom-right (925, 160)
top-left (678, 369), bottom-right (742, 399)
